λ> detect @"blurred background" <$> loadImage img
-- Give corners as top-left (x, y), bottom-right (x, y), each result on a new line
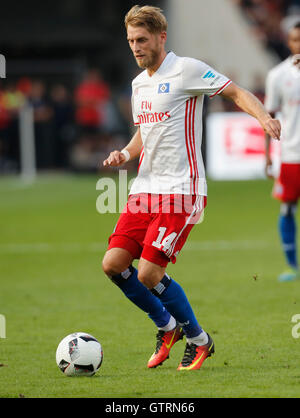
top-left (0, 0), bottom-right (299, 180)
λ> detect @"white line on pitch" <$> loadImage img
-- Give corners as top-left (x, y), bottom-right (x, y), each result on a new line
top-left (0, 240), bottom-right (273, 255)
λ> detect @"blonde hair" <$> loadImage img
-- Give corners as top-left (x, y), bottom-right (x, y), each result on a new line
top-left (125, 5), bottom-right (168, 34)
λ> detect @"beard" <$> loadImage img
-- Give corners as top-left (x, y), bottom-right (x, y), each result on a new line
top-left (135, 46), bottom-right (160, 70)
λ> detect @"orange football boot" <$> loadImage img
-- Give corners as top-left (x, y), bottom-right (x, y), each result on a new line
top-left (177, 333), bottom-right (214, 371)
top-left (147, 325), bottom-right (184, 368)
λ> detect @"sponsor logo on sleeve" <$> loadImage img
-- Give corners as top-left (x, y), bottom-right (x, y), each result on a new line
top-left (202, 70), bottom-right (216, 80)
top-left (201, 70), bottom-right (221, 87)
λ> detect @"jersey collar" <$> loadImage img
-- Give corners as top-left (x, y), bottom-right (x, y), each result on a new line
top-left (146, 51), bottom-right (175, 80)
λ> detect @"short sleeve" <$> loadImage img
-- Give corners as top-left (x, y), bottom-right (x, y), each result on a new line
top-left (182, 57), bottom-right (232, 97)
top-left (131, 84), bottom-right (139, 126)
top-left (264, 70), bottom-right (281, 114)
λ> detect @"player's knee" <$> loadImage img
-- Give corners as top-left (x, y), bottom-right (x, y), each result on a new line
top-left (137, 268), bottom-right (162, 289)
top-left (102, 248), bottom-right (134, 278)
top-left (137, 272), bottom-right (152, 288)
top-left (102, 256), bottom-right (120, 278)
top-left (102, 259), bottom-right (113, 278)
top-left (102, 249), bottom-right (133, 280)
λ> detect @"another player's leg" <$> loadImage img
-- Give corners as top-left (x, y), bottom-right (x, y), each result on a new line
top-left (138, 258), bottom-right (214, 370)
top-left (277, 201), bottom-right (300, 282)
top-left (273, 164), bottom-right (300, 282)
top-left (102, 247), bottom-right (176, 332)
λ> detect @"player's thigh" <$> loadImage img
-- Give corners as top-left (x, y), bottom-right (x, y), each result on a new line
top-left (107, 195), bottom-right (151, 261)
top-left (143, 196), bottom-right (205, 265)
top-left (102, 247), bottom-right (134, 276)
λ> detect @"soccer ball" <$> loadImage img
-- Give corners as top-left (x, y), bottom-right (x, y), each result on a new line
top-left (56, 332), bottom-right (103, 377)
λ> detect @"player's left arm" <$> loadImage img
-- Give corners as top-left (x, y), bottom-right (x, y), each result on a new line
top-left (220, 82), bottom-right (281, 140)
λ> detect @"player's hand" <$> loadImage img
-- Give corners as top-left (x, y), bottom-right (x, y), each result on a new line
top-left (261, 118), bottom-right (281, 141)
top-left (103, 151), bottom-right (126, 167)
top-left (265, 157), bottom-right (274, 179)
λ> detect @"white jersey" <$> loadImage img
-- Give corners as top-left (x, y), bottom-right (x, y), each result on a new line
top-left (129, 51), bottom-right (231, 195)
top-left (265, 56), bottom-right (300, 163)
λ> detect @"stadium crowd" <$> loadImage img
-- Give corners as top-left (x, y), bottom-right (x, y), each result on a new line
top-left (233, 0), bottom-right (300, 58)
top-left (0, 69), bottom-right (132, 173)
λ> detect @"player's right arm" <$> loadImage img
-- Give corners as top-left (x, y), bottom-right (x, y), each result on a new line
top-left (103, 127), bottom-right (143, 167)
top-left (220, 82), bottom-right (281, 140)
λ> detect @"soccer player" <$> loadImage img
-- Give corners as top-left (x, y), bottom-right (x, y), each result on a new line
top-left (265, 22), bottom-right (300, 282)
top-left (102, 5), bottom-right (281, 370)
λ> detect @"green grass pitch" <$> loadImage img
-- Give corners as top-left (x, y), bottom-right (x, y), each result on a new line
top-left (0, 173), bottom-right (300, 398)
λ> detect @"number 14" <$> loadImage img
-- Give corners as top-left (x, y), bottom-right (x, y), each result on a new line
top-left (152, 227), bottom-right (177, 251)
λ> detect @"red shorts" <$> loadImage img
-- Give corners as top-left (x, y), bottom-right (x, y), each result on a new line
top-left (108, 193), bottom-right (207, 267)
top-left (272, 163), bottom-right (300, 202)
